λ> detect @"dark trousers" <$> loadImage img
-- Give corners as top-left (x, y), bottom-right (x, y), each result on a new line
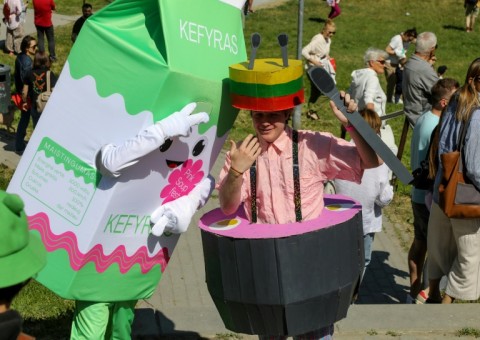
top-left (36, 25), bottom-right (56, 58)
top-left (15, 107), bottom-right (40, 152)
top-left (395, 66), bottom-right (403, 96)
top-left (308, 77), bottom-right (322, 104)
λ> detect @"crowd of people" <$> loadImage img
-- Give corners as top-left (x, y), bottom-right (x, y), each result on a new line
top-left (3, 0), bottom-right (56, 60)
top-left (300, 10), bottom-right (480, 309)
top-left (2, 2), bottom-right (93, 154)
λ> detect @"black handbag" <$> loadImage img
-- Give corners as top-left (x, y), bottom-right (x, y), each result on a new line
top-left (411, 128), bottom-right (435, 190)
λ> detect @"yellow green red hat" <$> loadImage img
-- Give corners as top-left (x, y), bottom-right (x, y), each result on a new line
top-left (0, 190), bottom-right (46, 288)
top-left (229, 58), bottom-right (304, 111)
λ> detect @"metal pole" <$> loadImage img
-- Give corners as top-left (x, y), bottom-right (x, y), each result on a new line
top-left (391, 116), bottom-right (410, 188)
top-left (297, 0), bottom-right (304, 60)
top-left (292, 0), bottom-right (304, 130)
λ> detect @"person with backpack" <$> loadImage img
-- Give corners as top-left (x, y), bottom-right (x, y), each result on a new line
top-left (3, 0), bottom-right (25, 55)
top-left (21, 51), bottom-right (57, 122)
top-left (407, 78), bottom-right (459, 304)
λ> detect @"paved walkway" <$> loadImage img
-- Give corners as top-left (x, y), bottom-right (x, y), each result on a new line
top-left (0, 9), bottom-right (76, 47)
top-left (1, 1), bottom-right (479, 339)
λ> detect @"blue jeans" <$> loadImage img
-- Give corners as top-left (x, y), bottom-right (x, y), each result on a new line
top-left (15, 107), bottom-right (39, 152)
top-left (36, 25), bottom-right (56, 58)
top-left (363, 232), bottom-right (375, 274)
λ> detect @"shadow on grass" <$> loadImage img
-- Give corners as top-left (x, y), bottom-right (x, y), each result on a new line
top-left (442, 24), bottom-right (466, 32)
top-left (355, 250), bottom-right (409, 304)
top-left (132, 308), bottom-right (210, 340)
top-left (23, 311), bottom-right (74, 340)
top-left (308, 17), bottom-right (326, 23)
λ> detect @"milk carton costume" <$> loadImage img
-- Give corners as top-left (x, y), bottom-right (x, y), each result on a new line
top-left (7, 0), bottom-right (247, 337)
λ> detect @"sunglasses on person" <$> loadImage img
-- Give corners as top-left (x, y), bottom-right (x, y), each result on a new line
top-left (327, 31), bottom-right (336, 35)
top-left (376, 60), bottom-right (386, 65)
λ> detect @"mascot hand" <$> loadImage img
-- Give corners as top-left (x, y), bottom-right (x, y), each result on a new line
top-left (150, 195), bottom-right (194, 236)
top-left (158, 102), bottom-right (209, 139)
top-left (98, 103), bottom-right (209, 177)
top-left (150, 176), bottom-right (214, 236)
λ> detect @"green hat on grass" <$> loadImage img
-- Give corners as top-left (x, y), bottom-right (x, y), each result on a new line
top-left (0, 190), bottom-right (46, 288)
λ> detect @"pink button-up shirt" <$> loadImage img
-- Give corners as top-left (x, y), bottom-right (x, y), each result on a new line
top-left (217, 127), bottom-right (364, 224)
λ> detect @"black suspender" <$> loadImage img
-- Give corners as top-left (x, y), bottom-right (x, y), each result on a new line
top-left (249, 161), bottom-right (258, 223)
top-left (292, 130), bottom-right (302, 222)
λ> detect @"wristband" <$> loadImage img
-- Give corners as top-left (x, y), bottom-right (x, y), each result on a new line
top-left (345, 124), bottom-right (355, 132)
top-left (229, 166), bottom-right (244, 177)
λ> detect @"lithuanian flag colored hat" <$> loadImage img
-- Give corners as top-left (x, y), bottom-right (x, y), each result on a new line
top-left (229, 33), bottom-right (304, 111)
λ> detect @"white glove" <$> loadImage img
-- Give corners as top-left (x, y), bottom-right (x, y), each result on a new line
top-left (97, 102), bottom-right (209, 177)
top-left (150, 176), bottom-right (214, 236)
top-left (157, 102), bottom-right (209, 139)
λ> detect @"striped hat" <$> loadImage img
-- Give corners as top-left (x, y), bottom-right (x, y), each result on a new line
top-left (229, 58), bottom-right (304, 111)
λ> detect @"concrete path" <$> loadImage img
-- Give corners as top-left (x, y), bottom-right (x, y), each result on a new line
top-left (0, 8), bottom-right (76, 45)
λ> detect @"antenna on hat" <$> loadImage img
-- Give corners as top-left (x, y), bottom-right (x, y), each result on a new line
top-left (248, 33), bottom-right (261, 70)
top-left (277, 33), bottom-right (288, 67)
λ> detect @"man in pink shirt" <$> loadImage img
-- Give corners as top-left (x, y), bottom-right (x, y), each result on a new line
top-left (217, 58), bottom-right (381, 340)
top-left (33, 0), bottom-right (56, 61)
top-left (218, 100), bottom-right (381, 225)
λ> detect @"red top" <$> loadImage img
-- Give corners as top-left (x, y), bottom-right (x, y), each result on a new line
top-left (33, 0), bottom-right (56, 27)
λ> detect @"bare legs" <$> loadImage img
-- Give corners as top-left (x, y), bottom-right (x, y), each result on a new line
top-left (408, 239), bottom-right (427, 298)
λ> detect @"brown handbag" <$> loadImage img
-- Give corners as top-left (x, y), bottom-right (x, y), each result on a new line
top-left (438, 110), bottom-right (480, 218)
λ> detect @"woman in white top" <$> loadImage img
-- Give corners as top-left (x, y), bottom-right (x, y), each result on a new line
top-left (349, 47), bottom-right (398, 156)
top-left (384, 28), bottom-right (417, 103)
top-left (335, 108), bottom-right (394, 276)
top-left (302, 19), bottom-right (336, 120)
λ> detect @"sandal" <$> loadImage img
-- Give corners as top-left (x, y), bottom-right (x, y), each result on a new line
top-left (307, 110), bottom-right (319, 120)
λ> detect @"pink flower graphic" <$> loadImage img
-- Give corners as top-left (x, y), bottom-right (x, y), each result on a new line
top-left (160, 159), bottom-right (204, 203)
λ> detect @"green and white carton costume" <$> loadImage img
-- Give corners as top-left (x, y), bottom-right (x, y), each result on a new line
top-left (7, 0), bottom-right (247, 301)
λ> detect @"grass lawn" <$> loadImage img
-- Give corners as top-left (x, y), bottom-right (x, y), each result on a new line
top-left (0, 0), bottom-right (478, 338)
